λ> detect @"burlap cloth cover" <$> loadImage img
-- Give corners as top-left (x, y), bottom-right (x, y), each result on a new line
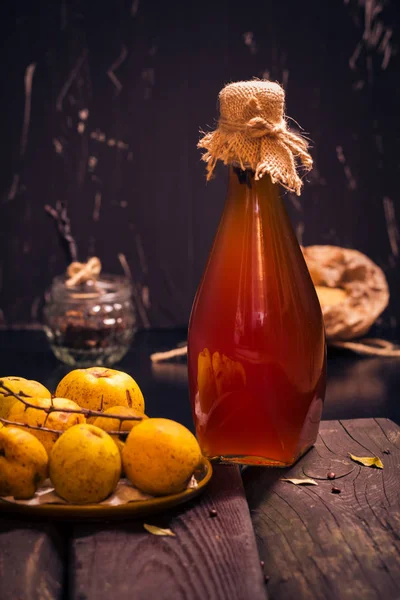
top-left (198, 80), bottom-right (312, 195)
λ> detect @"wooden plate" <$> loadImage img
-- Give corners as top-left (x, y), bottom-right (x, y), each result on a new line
top-left (0, 458), bottom-right (212, 521)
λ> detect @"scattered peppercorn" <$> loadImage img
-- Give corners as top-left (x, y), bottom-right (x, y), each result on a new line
top-left (327, 472), bottom-right (336, 480)
top-left (331, 486), bottom-right (341, 494)
top-left (264, 575), bottom-right (270, 584)
top-left (209, 508), bottom-right (218, 518)
top-left (260, 561), bottom-right (265, 568)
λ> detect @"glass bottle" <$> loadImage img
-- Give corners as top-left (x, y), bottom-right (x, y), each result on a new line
top-left (188, 167), bottom-right (326, 466)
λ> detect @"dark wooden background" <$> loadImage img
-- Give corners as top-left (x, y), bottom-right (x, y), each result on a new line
top-left (1, 0), bottom-right (399, 338)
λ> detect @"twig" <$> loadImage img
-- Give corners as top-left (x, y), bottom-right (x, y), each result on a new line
top-left (0, 417), bottom-right (131, 437)
top-left (150, 346), bottom-right (188, 362)
top-left (0, 381), bottom-right (144, 422)
top-left (118, 252), bottom-right (151, 329)
top-left (45, 201), bottom-right (79, 263)
top-left (330, 339), bottom-right (400, 357)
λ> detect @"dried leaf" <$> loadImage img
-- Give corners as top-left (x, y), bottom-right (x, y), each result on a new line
top-left (143, 523), bottom-right (176, 537)
top-left (187, 474), bottom-right (199, 489)
top-left (281, 478), bottom-right (318, 486)
top-left (348, 454), bottom-right (383, 469)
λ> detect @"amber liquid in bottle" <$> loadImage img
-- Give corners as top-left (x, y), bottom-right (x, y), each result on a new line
top-left (188, 167), bottom-right (326, 466)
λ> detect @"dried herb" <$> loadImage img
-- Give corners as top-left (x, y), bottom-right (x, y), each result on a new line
top-left (348, 454), bottom-right (384, 469)
top-left (143, 524), bottom-right (176, 537)
top-left (281, 478), bottom-right (318, 486)
top-left (45, 201), bottom-right (78, 264)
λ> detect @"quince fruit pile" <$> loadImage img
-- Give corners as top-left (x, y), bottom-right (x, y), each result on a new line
top-left (0, 367), bottom-right (202, 504)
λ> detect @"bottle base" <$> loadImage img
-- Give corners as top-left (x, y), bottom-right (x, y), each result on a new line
top-left (208, 454), bottom-right (298, 467)
top-left (207, 441), bottom-right (316, 467)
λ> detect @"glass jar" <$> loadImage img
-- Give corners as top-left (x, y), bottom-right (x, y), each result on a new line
top-left (43, 275), bottom-right (137, 367)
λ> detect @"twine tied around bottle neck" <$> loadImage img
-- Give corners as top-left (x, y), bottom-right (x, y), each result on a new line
top-left (65, 257), bottom-right (102, 288)
top-left (198, 80), bottom-right (313, 195)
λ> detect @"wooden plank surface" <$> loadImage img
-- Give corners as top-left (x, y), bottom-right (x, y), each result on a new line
top-left (243, 418), bottom-right (400, 600)
top-left (0, 519), bottom-right (65, 600)
top-left (70, 464), bottom-right (267, 600)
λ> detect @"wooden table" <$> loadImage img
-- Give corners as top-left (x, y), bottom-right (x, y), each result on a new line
top-left (1, 329), bottom-right (400, 600)
top-left (245, 418), bottom-right (400, 600)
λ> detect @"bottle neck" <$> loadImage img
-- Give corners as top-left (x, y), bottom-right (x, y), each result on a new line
top-left (227, 166), bottom-right (280, 207)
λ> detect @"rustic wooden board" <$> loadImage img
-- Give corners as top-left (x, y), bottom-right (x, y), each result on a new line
top-left (243, 418), bottom-right (400, 600)
top-left (70, 464), bottom-right (266, 600)
top-left (0, 520), bottom-right (65, 600)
